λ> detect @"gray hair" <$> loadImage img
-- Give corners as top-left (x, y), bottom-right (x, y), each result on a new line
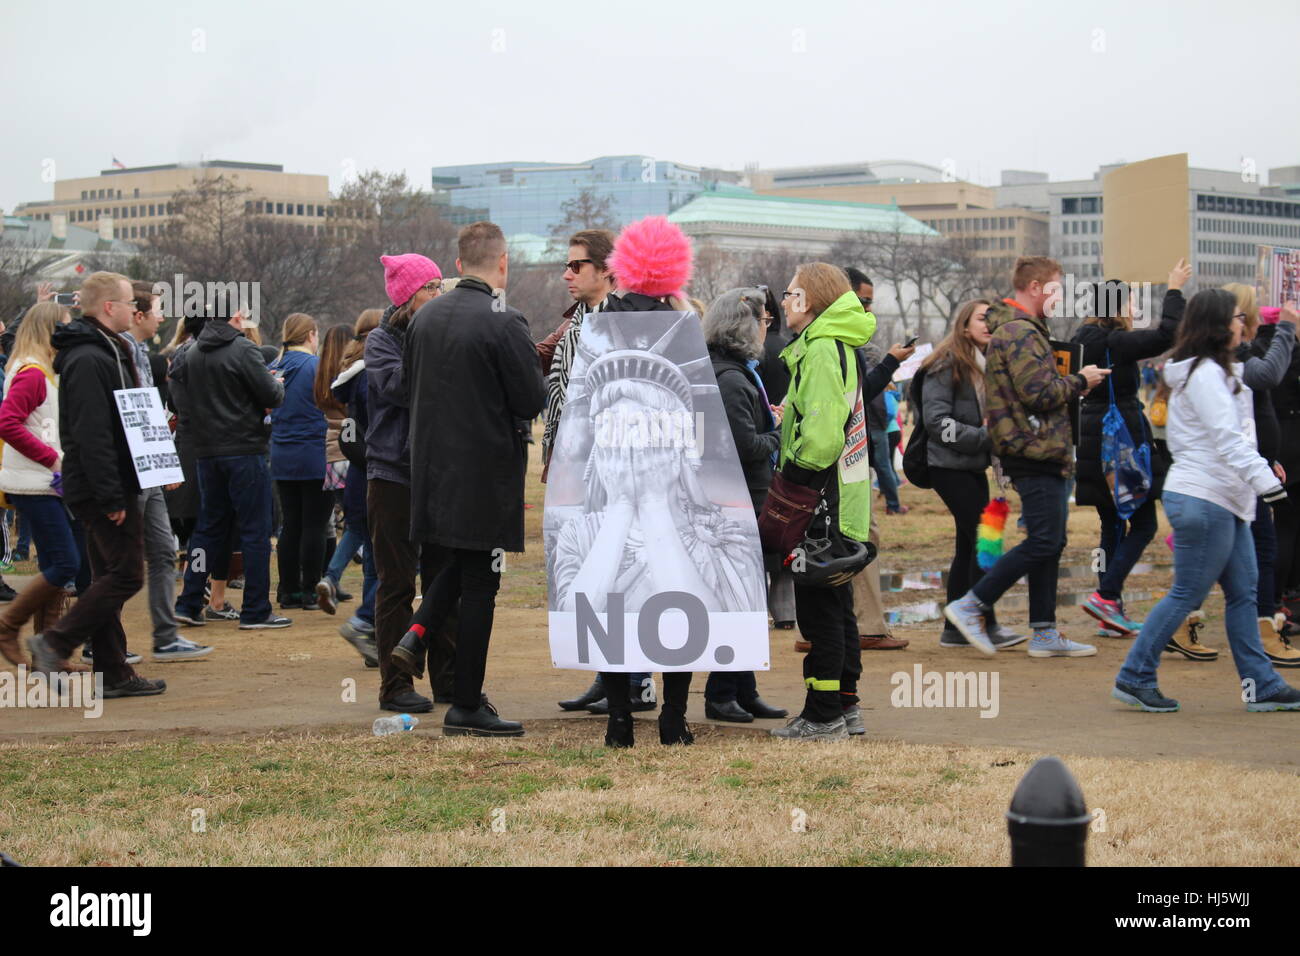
top-left (702, 288), bottom-right (765, 360)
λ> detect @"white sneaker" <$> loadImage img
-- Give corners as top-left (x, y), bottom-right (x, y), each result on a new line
top-left (1027, 629), bottom-right (1097, 658)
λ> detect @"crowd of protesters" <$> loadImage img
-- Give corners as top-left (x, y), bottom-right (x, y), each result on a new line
top-left (2, 213), bottom-right (1299, 739)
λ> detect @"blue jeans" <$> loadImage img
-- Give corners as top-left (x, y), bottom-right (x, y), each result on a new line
top-left (870, 430), bottom-right (900, 510)
top-left (9, 494), bottom-right (80, 587)
top-left (326, 522), bottom-right (377, 628)
top-left (972, 474), bottom-right (1068, 627)
top-left (177, 455), bottom-right (274, 624)
top-left (1117, 492), bottom-right (1285, 697)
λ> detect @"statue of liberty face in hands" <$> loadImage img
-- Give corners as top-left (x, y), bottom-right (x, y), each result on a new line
top-left (555, 373), bottom-right (761, 615)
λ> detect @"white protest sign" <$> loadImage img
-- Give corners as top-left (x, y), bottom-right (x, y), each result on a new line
top-left (543, 311), bottom-right (770, 672)
top-left (892, 342), bottom-right (932, 382)
top-left (113, 387), bottom-right (183, 489)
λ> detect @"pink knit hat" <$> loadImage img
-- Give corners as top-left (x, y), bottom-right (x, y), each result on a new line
top-left (380, 253), bottom-right (442, 306)
top-left (1260, 306), bottom-right (1282, 325)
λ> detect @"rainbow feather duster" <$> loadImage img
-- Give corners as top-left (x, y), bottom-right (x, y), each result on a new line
top-left (976, 497), bottom-right (1010, 570)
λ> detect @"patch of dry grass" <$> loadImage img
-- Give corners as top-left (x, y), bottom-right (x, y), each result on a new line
top-left (2, 721), bottom-right (1293, 867)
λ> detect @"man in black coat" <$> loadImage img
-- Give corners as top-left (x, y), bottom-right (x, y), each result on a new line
top-left (406, 221), bottom-right (545, 735)
top-left (28, 272), bottom-right (162, 696)
top-left (170, 306), bottom-right (288, 630)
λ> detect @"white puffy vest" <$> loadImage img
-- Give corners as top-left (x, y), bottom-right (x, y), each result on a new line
top-left (0, 359), bottom-right (61, 496)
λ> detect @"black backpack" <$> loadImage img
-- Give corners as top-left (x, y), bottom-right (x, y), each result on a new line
top-left (901, 366), bottom-right (932, 489)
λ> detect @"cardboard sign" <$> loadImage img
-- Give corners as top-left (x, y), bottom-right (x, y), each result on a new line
top-left (1050, 339), bottom-right (1084, 446)
top-left (1102, 153), bottom-right (1190, 283)
top-left (543, 312), bottom-right (769, 672)
top-left (113, 387), bottom-right (183, 489)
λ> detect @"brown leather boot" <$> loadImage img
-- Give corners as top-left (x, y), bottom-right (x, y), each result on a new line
top-left (0, 575), bottom-right (63, 666)
top-left (33, 585), bottom-right (72, 638)
top-left (1262, 614), bottom-right (1300, 668)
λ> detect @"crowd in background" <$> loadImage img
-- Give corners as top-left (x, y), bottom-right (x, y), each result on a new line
top-left (3, 214), bottom-right (1299, 740)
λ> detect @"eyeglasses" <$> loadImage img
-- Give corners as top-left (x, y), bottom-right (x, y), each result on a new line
top-left (781, 290), bottom-right (798, 300)
top-left (420, 280), bottom-right (441, 293)
top-left (757, 317), bottom-right (772, 328)
top-left (107, 299), bottom-right (137, 309)
top-left (565, 258), bottom-right (594, 273)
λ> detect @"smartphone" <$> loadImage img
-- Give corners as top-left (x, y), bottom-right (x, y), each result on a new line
top-left (904, 334), bottom-right (919, 348)
top-left (53, 292), bottom-right (77, 306)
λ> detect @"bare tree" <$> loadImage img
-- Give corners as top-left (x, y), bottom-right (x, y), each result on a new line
top-left (549, 188), bottom-right (619, 246)
top-left (689, 241), bottom-right (739, 305)
top-left (0, 239), bottom-right (62, 322)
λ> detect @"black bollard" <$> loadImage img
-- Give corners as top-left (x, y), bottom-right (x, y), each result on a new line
top-left (1005, 755), bottom-right (1091, 866)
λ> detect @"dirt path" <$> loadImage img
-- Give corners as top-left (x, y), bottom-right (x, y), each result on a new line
top-left (4, 571), bottom-right (1295, 771)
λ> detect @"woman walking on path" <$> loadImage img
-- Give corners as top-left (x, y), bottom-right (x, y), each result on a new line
top-left (1112, 290), bottom-right (1300, 713)
top-left (919, 299), bottom-right (1025, 651)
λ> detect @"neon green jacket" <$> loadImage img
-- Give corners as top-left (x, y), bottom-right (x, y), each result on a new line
top-left (778, 291), bottom-right (877, 542)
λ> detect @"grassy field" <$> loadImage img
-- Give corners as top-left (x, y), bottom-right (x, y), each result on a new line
top-left (4, 720), bottom-right (1296, 867)
top-left (6, 429), bottom-right (1290, 867)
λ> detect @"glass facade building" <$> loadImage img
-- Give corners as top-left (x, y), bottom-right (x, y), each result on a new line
top-left (430, 155), bottom-right (710, 235)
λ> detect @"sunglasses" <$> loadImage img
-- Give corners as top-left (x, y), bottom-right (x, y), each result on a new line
top-left (565, 258), bottom-right (594, 273)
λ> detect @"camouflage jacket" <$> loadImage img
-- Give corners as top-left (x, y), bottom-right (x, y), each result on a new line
top-left (984, 300), bottom-right (1086, 476)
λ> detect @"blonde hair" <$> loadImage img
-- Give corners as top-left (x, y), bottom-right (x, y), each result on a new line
top-left (792, 262), bottom-right (852, 317)
top-left (79, 270), bottom-right (130, 317)
top-left (6, 302), bottom-right (64, 375)
top-left (277, 313), bottom-right (317, 362)
top-left (1224, 283), bottom-right (1259, 341)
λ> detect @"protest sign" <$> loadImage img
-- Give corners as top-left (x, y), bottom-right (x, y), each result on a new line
top-left (544, 311), bottom-right (769, 672)
top-left (113, 387), bottom-right (183, 489)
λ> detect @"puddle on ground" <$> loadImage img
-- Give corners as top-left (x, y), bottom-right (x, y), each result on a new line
top-left (885, 589), bottom-right (1168, 626)
top-left (878, 562), bottom-right (1169, 593)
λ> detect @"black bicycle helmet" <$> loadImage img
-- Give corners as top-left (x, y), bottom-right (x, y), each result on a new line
top-left (786, 534), bottom-right (876, 588)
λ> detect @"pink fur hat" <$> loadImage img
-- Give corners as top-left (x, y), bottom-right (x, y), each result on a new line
top-left (380, 253), bottom-right (442, 307)
top-left (608, 215), bottom-right (693, 299)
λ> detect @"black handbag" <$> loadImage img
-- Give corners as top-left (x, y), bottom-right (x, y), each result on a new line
top-left (901, 367), bottom-right (932, 489)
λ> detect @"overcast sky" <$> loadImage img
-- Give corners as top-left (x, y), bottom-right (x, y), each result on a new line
top-left (3, 0), bottom-right (1298, 214)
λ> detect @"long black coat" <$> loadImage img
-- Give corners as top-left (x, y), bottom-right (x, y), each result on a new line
top-left (51, 316), bottom-right (142, 514)
top-left (1071, 289), bottom-right (1184, 508)
top-left (406, 278), bottom-right (545, 552)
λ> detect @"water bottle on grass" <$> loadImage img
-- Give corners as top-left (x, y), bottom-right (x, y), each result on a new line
top-left (373, 714), bottom-right (418, 736)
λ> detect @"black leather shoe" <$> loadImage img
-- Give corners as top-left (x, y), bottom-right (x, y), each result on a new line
top-left (443, 700), bottom-right (524, 737)
top-left (658, 711), bottom-right (694, 746)
top-left (390, 629), bottom-right (426, 679)
top-left (604, 713), bottom-right (634, 748)
top-left (558, 677), bottom-right (604, 711)
top-left (704, 699), bottom-right (754, 723)
top-left (738, 696), bottom-right (788, 719)
top-left (380, 690), bottom-right (433, 714)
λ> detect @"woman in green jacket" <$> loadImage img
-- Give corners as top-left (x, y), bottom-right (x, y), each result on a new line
top-left (769, 263), bottom-right (876, 741)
